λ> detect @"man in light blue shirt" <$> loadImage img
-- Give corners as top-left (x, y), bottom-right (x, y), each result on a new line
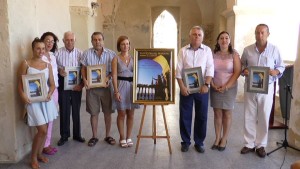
top-left (240, 24), bottom-right (285, 158)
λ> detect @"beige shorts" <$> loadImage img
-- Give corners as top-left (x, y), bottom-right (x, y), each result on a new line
top-left (86, 87), bottom-right (112, 115)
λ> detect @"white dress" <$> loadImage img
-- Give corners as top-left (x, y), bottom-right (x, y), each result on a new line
top-left (25, 62), bottom-right (58, 126)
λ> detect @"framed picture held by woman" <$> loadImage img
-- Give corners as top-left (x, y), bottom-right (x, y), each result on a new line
top-left (22, 73), bottom-right (47, 102)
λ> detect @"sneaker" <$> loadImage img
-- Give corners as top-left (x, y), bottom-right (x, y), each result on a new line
top-left (256, 147), bottom-right (266, 158)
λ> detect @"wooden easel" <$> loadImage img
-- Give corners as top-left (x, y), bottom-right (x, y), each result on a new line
top-left (135, 104), bottom-right (172, 154)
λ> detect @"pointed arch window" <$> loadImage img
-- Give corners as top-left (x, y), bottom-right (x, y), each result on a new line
top-left (153, 10), bottom-right (178, 57)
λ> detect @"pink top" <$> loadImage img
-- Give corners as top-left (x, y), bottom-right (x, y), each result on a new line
top-left (213, 51), bottom-right (238, 86)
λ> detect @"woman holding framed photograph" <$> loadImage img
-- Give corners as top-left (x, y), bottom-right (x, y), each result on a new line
top-left (210, 31), bottom-right (241, 151)
top-left (112, 36), bottom-right (139, 148)
top-left (18, 38), bottom-right (58, 169)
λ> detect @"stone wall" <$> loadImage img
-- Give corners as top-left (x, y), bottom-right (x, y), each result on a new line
top-left (0, 0), bottom-right (70, 162)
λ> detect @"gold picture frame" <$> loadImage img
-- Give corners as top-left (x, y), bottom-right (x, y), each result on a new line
top-left (133, 48), bottom-right (175, 104)
top-left (22, 73), bottom-right (47, 102)
top-left (87, 65), bottom-right (106, 88)
top-left (183, 67), bottom-right (204, 94)
top-left (247, 66), bottom-right (270, 94)
top-left (64, 66), bottom-right (81, 90)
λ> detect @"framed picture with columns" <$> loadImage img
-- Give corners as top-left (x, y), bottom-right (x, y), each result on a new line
top-left (247, 66), bottom-right (270, 94)
top-left (133, 48), bottom-right (175, 104)
top-left (22, 73), bottom-right (47, 102)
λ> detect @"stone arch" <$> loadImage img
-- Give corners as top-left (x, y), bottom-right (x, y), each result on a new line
top-left (151, 7), bottom-right (180, 50)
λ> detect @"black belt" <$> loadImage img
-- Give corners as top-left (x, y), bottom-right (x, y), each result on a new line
top-left (118, 76), bottom-right (133, 82)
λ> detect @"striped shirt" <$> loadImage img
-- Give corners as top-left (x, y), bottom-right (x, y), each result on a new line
top-left (80, 47), bottom-right (116, 75)
top-left (56, 47), bottom-right (83, 69)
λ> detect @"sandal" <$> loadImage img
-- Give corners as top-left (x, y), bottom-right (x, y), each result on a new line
top-left (126, 139), bottom-right (133, 147)
top-left (37, 156), bottom-right (49, 163)
top-left (88, 138), bottom-right (99, 147)
top-left (42, 147), bottom-right (55, 155)
top-left (104, 136), bottom-right (116, 145)
top-left (30, 161), bottom-right (40, 169)
top-left (120, 140), bottom-right (128, 148)
top-left (49, 145), bottom-right (58, 152)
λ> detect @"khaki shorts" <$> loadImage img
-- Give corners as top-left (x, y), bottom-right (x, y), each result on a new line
top-left (86, 87), bottom-right (112, 115)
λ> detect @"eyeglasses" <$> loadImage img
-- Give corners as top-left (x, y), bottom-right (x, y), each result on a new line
top-left (45, 40), bottom-right (55, 44)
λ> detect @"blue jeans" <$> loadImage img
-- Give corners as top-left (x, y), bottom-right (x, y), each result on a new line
top-left (179, 92), bottom-right (208, 146)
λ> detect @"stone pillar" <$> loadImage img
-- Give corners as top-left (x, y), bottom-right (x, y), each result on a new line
top-left (288, 25), bottom-right (300, 149)
top-left (69, 5), bottom-right (96, 50)
top-left (0, 0), bottom-right (39, 163)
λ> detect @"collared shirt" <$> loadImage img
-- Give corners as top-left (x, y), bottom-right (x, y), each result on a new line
top-left (56, 47), bottom-right (83, 69)
top-left (80, 47), bottom-right (116, 76)
top-left (241, 42), bottom-right (285, 83)
top-left (176, 44), bottom-right (214, 79)
top-left (42, 52), bottom-right (59, 87)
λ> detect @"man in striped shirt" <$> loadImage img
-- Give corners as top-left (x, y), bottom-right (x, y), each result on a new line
top-left (81, 32), bottom-right (116, 147)
top-left (56, 31), bottom-right (86, 146)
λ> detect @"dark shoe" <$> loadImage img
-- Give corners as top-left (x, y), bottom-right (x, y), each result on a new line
top-left (73, 137), bottom-right (86, 143)
top-left (104, 136), bottom-right (116, 145)
top-left (211, 144), bottom-right (219, 150)
top-left (181, 144), bottom-right (189, 152)
top-left (57, 138), bottom-right (68, 146)
top-left (218, 141), bottom-right (227, 151)
top-left (194, 144), bottom-right (205, 153)
top-left (256, 147), bottom-right (266, 158)
top-left (240, 146), bottom-right (255, 154)
top-left (88, 138), bottom-right (99, 147)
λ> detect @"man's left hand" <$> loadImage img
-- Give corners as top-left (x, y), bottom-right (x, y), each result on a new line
top-left (200, 85), bottom-right (209, 94)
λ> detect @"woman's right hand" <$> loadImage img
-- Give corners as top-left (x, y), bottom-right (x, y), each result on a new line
top-left (114, 92), bottom-right (121, 102)
top-left (21, 93), bottom-right (31, 104)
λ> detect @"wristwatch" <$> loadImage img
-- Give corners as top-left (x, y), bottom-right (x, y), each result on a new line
top-left (204, 83), bottom-right (210, 88)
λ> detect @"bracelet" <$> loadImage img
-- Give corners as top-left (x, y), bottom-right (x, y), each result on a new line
top-left (114, 91), bottom-right (119, 94)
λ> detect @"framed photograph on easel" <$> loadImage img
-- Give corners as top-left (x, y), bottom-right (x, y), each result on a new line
top-left (133, 48), bottom-right (175, 104)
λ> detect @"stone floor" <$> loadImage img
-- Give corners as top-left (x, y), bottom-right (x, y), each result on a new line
top-left (1, 94), bottom-right (300, 169)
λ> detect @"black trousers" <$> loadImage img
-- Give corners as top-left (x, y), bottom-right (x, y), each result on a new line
top-left (58, 75), bottom-right (83, 139)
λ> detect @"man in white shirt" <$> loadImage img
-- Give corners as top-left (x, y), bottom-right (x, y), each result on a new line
top-left (176, 26), bottom-right (214, 153)
top-left (240, 24), bottom-right (285, 158)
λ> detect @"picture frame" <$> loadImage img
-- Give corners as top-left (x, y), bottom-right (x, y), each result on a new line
top-left (133, 48), bottom-right (175, 104)
top-left (183, 67), bottom-right (204, 94)
top-left (247, 66), bottom-right (270, 94)
top-left (22, 73), bottom-right (48, 102)
top-left (64, 66), bottom-right (81, 90)
top-left (87, 65), bottom-right (106, 88)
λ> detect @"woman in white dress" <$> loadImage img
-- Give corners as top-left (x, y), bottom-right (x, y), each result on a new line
top-left (18, 38), bottom-right (58, 169)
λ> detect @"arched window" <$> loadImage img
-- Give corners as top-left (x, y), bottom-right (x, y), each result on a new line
top-left (153, 10), bottom-right (178, 58)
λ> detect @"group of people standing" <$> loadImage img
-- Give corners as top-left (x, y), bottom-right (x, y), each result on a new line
top-left (18, 23), bottom-right (285, 169)
top-left (18, 31), bottom-right (138, 169)
top-left (176, 24), bottom-right (285, 158)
